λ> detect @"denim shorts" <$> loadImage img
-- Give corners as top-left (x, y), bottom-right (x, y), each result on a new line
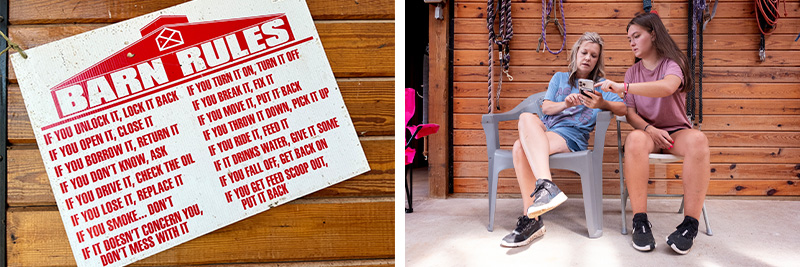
top-left (548, 126), bottom-right (588, 152)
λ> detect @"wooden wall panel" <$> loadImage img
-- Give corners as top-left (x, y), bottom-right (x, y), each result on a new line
top-left (450, 0), bottom-right (800, 197)
top-left (9, 0), bottom-right (394, 24)
top-left (7, 139), bottom-right (394, 207)
top-left (454, 1), bottom-right (800, 19)
top-left (6, 0), bottom-right (395, 265)
top-left (454, 162), bottom-right (800, 180)
top-left (8, 80), bottom-right (394, 143)
top-left (455, 50), bottom-right (800, 66)
top-left (8, 200), bottom-right (394, 266)
top-left (454, 82), bottom-right (800, 99)
top-left (7, 22), bottom-right (396, 82)
top-left (455, 33), bottom-right (800, 51)
top-left (454, 178), bottom-right (799, 196)
top-left (454, 147), bottom-right (800, 164)
top-left (456, 18), bottom-right (800, 35)
top-left (455, 114), bottom-right (800, 132)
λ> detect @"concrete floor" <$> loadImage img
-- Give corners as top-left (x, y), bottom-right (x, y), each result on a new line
top-left (405, 167), bottom-right (800, 267)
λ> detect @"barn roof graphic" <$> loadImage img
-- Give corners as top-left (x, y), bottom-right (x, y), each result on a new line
top-left (51, 14), bottom-right (289, 91)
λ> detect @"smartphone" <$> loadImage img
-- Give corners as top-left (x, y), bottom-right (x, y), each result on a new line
top-left (578, 79), bottom-right (595, 97)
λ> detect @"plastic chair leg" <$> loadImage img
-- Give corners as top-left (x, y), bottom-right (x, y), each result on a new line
top-left (580, 169), bottom-right (603, 238)
top-left (487, 166), bottom-right (499, 232)
top-left (620, 188), bottom-right (628, 235)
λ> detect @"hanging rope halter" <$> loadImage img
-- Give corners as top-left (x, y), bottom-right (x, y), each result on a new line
top-left (755, 0), bottom-right (788, 61)
top-left (537, 0), bottom-right (566, 55)
top-left (487, 0), bottom-right (514, 112)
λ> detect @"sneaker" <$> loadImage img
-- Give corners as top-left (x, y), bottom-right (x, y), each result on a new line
top-left (631, 213), bottom-right (656, 252)
top-left (500, 216), bottom-right (545, 247)
top-left (526, 179), bottom-right (568, 218)
top-left (666, 216), bottom-right (699, 254)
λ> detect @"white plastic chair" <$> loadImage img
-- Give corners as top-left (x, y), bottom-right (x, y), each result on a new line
top-left (481, 92), bottom-right (610, 238)
top-left (616, 116), bottom-right (713, 236)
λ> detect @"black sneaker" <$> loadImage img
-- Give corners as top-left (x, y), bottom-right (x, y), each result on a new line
top-left (526, 179), bottom-right (568, 219)
top-left (500, 216), bottom-right (545, 247)
top-left (631, 213), bottom-right (656, 252)
top-left (666, 216), bottom-right (699, 255)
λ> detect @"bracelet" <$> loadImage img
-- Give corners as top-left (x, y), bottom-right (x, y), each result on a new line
top-left (624, 83), bottom-right (629, 95)
top-left (644, 124), bottom-right (650, 131)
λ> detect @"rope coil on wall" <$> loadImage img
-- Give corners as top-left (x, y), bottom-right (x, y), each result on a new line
top-left (755, 0), bottom-right (788, 61)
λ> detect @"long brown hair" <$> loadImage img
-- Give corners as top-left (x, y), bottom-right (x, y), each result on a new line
top-left (567, 32), bottom-right (605, 88)
top-left (627, 13), bottom-right (693, 93)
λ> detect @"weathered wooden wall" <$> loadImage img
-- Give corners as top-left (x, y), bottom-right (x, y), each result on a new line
top-left (451, 0), bottom-right (800, 196)
top-left (5, 0), bottom-right (395, 265)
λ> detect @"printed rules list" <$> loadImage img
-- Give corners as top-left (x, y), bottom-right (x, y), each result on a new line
top-left (9, 0), bottom-right (370, 266)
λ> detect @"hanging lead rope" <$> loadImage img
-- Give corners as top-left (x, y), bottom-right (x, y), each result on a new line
top-left (690, 0), bottom-right (706, 59)
top-left (698, 18), bottom-right (704, 128)
top-left (687, 0), bottom-right (718, 129)
top-left (755, 0), bottom-right (788, 61)
top-left (487, 0), bottom-right (514, 112)
top-left (686, 1), bottom-right (693, 126)
top-left (538, 0), bottom-right (566, 55)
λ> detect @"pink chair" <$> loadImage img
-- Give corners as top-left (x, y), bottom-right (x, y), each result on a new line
top-left (406, 88), bottom-right (439, 213)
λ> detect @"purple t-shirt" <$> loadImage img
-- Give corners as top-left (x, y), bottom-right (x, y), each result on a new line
top-left (624, 58), bottom-right (691, 132)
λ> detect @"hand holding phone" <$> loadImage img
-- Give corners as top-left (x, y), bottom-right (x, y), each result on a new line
top-left (578, 79), bottom-right (595, 97)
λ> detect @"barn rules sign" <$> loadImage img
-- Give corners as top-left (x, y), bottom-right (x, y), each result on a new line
top-left (10, 0), bottom-right (370, 266)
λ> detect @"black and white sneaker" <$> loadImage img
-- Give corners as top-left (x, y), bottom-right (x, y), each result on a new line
top-left (666, 216), bottom-right (699, 255)
top-left (631, 213), bottom-right (656, 252)
top-left (500, 216), bottom-right (545, 247)
top-left (526, 179), bottom-right (568, 219)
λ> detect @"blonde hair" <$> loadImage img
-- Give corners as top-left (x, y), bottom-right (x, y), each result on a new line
top-left (567, 32), bottom-right (605, 88)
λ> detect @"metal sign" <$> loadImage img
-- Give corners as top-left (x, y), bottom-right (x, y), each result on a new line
top-left (10, 0), bottom-right (369, 266)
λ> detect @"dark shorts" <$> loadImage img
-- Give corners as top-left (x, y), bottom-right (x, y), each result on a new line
top-left (667, 128), bottom-right (689, 135)
top-left (621, 127), bottom-right (689, 153)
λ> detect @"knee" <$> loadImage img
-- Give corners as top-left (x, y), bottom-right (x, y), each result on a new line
top-left (683, 130), bottom-right (709, 154)
top-left (512, 140), bottom-right (523, 155)
top-left (624, 130), bottom-right (650, 154)
top-left (512, 140), bottom-right (526, 161)
top-left (518, 112), bottom-right (543, 129)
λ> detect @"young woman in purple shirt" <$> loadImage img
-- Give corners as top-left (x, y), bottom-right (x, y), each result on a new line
top-left (596, 13), bottom-right (710, 254)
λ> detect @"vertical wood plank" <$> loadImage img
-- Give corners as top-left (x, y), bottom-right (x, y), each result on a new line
top-left (427, 2), bottom-right (451, 198)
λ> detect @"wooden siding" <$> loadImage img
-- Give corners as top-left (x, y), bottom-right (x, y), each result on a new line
top-left (451, 0), bottom-right (800, 196)
top-left (5, 0), bottom-right (395, 266)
